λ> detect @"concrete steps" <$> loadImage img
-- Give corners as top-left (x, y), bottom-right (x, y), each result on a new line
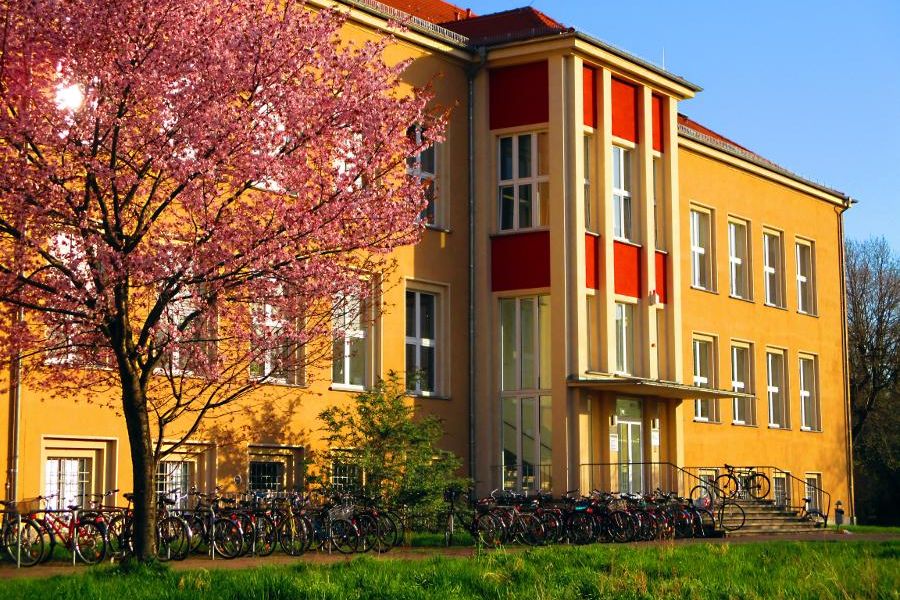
top-left (721, 499), bottom-right (827, 537)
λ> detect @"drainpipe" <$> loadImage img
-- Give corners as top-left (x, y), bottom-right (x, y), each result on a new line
top-left (5, 307), bottom-right (22, 502)
top-left (837, 198), bottom-right (856, 522)
top-left (467, 47), bottom-right (486, 484)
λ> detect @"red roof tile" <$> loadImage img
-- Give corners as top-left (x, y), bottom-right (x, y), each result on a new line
top-left (376, 0), bottom-right (474, 24)
top-left (678, 113), bottom-right (779, 169)
top-left (439, 7), bottom-right (569, 44)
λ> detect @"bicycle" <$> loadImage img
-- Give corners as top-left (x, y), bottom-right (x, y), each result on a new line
top-left (716, 464), bottom-right (770, 501)
top-left (798, 497), bottom-right (827, 528)
top-left (0, 500), bottom-right (45, 567)
top-left (29, 494), bottom-right (107, 564)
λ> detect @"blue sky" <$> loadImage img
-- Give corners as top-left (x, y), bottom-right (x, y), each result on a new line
top-left (463, 0), bottom-right (900, 248)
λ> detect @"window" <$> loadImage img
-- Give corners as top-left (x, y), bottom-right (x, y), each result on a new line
top-left (407, 125), bottom-right (437, 225)
top-left (406, 290), bottom-right (438, 395)
top-left (796, 240), bottom-right (816, 315)
top-left (805, 473), bottom-right (823, 511)
top-left (731, 344), bottom-right (754, 425)
top-left (160, 289), bottom-right (216, 376)
top-left (156, 460), bottom-right (191, 508)
top-left (653, 156), bottom-right (665, 250)
top-left (499, 296), bottom-right (551, 391)
top-left (586, 294), bottom-right (599, 371)
top-left (498, 133), bottom-right (549, 231)
top-left (774, 472), bottom-right (790, 508)
top-left (611, 145), bottom-right (633, 240)
top-left (690, 208), bottom-right (713, 290)
top-left (330, 454), bottom-right (362, 493)
top-left (499, 296), bottom-right (552, 492)
top-left (614, 302), bottom-right (635, 374)
top-left (767, 349), bottom-right (788, 428)
top-left (763, 231), bottom-right (785, 307)
top-left (501, 395), bottom-right (552, 491)
top-left (45, 457), bottom-right (91, 510)
top-left (332, 293), bottom-right (367, 388)
top-left (584, 134), bottom-right (595, 232)
top-left (693, 337), bottom-right (718, 422)
top-left (728, 219), bottom-right (750, 299)
top-left (249, 461), bottom-right (286, 492)
top-left (249, 299), bottom-right (303, 385)
top-left (799, 355), bottom-right (821, 431)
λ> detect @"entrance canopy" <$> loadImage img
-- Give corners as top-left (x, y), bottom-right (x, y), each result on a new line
top-left (568, 374), bottom-right (755, 400)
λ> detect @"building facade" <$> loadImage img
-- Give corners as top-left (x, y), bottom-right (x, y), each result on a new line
top-left (2, 0), bottom-right (855, 517)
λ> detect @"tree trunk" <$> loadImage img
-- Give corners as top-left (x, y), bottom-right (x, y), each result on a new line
top-left (121, 371), bottom-right (157, 561)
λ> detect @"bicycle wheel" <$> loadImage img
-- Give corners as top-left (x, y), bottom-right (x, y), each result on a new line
top-left (374, 514), bottom-right (397, 553)
top-left (34, 519), bottom-right (56, 563)
top-left (235, 513), bottom-right (254, 557)
top-left (715, 474), bottom-right (739, 499)
top-left (106, 514), bottom-right (131, 558)
top-left (156, 516), bottom-right (191, 561)
top-left (329, 518), bottom-right (359, 554)
top-left (474, 513), bottom-right (502, 548)
top-left (747, 473), bottom-right (771, 501)
top-left (565, 512), bottom-right (594, 545)
top-left (805, 510), bottom-right (828, 528)
top-left (74, 520), bottom-right (107, 564)
top-left (356, 514), bottom-right (378, 553)
top-left (2, 518), bottom-right (45, 567)
top-left (252, 514), bottom-right (277, 557)
top-left (516, 513), bottom-right (546, 546)
top-left (212, 518), bottom-right (242, 559)
top-left (277, 515), bottom-right (308, 556)
top-left (719, 502), bottom-right (746, 531)
top-left (186, 513), bottom-right (208, 554)
top-left (607, 510), bottom-right (637, 543)
top-left (694, 508), bottom-right (716, 537)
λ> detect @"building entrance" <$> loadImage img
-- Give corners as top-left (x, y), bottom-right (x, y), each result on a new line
top-left (616, 398), bottom-right (643, 493)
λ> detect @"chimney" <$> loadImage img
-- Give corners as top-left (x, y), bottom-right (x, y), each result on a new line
top-left (466, 8), bottom-right (472, 18)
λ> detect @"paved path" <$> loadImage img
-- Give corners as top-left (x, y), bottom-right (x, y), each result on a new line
top-left (2, 530), bottom-right (897, 580)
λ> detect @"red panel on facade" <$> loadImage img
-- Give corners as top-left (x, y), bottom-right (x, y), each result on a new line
top-left (491, 231), bottom-right (551, 291)
top-left (585, 233), bottom-right (600, 289)
top-left (613, 241), bottom-right (641, 297)
top-left (489, 61), bottom-right (549, 130)
top-left (583, 66), bottom-right (597, 128)
top-left (652, 94), bottom-right (664, 152)
top-left (611, 77), bottom-right (638, 142)
top-left (655, 251), bottom-right (668, 304)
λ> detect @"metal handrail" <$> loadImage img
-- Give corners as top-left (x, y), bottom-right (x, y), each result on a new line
top-left (687, 465), bottom-right (831, 523)
top-left (579, 461), bottom-right (728, 501)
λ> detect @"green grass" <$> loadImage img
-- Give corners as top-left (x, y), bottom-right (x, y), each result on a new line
top-left (842, 525), bottom-right (900, 535)
top-left (3, 541), bottom-right (898, 599)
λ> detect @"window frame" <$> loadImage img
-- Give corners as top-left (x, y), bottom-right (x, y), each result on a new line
top-left (405, 288), bottom-right (440, 396)
top-left (730, 341), bottom-right (755, 426)
top-left (766, 348), bottom-right (789, 428)
top-left (652, 153), bottom-right (665, 250)
top-left (497, 132), bottom-right (549, 232)
top-left (249, 297), bottom-right (304, 386)
top-left (611, 144), bottom-right (634, 241)
top-left (331, 292), bottom-right (370, 390)
top-left (690, 206), bottom-right (714, 291)
top-left (795, 238), bottom-right (817, 316)
top-left (407, 125), bottom-right (438, 226)
top-left (728, 217), bottom-right (751, 300)
top-left (692, 334), bottom-right (719, 423)
top-left (763, 229), bottom-right (785, 308)
top-left (799, 353), bottom-right (821, 431)
top-left (614, 301), bottom-right (636, 375)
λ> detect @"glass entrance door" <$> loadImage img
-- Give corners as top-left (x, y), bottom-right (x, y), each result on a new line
top-left (615, 399), bottom-right (643, 493)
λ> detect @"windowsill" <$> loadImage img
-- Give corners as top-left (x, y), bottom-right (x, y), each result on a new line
top-left (796, 310), bottom-right (819, 318)
top-left (693, 417), bottom-right (720, 424)
top-left (729, 294), bottom-right (755, 304)
top-left (764, 302), bottom-right (788, 311)
top-left (425, 224), bottom-right (451, 234)
top-left (330, 383), bottom-right (365, 393)
top-left (800, 426), bottom-right (822, 433)
top-left (492, 227), bottom-right (550, 237)
top-left (613, 237), bottom-right (642, 248)
top-left (731, 421), bottom-right (758, 428)
top-left (407, 392), bottom-right (451, 401)
top-left (768, 424), bottom-right (791, 430)
top-left (690, 285), bottom-right (718, 295)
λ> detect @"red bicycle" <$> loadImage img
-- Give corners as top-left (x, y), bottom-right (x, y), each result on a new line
top-left (28, 494), bottom-right (107, 564)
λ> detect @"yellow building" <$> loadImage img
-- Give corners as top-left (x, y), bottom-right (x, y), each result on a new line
top-left (1, 0), bottom-right (855, 519)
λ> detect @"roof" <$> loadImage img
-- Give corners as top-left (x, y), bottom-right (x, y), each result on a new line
top-left (678, 114), bottom-right (849, 201)
top-left (376, 0), bottom-right (474, 24)
top-left (438, 7), bottom-right (570, 44)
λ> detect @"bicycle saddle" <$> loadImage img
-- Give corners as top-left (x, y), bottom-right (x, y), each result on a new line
top-left (67, 504), bottom-right (81, 511)
top-left (124, 492), bottom-right (135, 501)
top-left (160, 497), bottom-right (176, 506)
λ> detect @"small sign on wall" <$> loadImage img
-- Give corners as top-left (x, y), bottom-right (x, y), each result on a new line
top-left (609, 433), bottom-right (619, 453)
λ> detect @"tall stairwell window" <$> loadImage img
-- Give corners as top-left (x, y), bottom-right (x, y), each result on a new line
top-left (498, 133), bottom-right (549, 231)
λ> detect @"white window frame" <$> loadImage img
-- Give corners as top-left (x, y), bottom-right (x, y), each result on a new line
top-left (497, 132), bottom-right (548, 232)
top-left (796, 239), bottom-right (816, 315)
top-left (44, 456), bottom-right (92, 510)
top-left (499, 295), bottom-right (550, 392)
top-left (652, 154), bottom-right (665, 250)
top-left (407, 125), bottom-right (437, 226)
top-left (332, 293), bottom-right (368, 390)
top-left (693, 336), bottom-right (717, 422)
top-left (612, 145), bottom-right (633, 241)
top-left (690, 207), bottom-right (713, 290)
top-left (249, 298), bottom-right (301, 386)
top-left (799, 354), bottom-right (821, 431)
top-left (156, 460), bottom-right (193, 508)
top-left (763, 230), bottom-right (785, 307)
top-left (767, 349), bottom-right (788, 428)
top-left (614, 301), bottom-right (635, 375)
top-left (731, 343), bottom-right (754, 425)
top-left (406, 289), bottom-right (439, 395)
top-left (584, 133), bottom-right (595, 232)
top-left (728, 219), bottom-right (751, 299)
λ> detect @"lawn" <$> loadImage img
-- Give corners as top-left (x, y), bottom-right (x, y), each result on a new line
top-left (3, 540), bottom-right (898, 599)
